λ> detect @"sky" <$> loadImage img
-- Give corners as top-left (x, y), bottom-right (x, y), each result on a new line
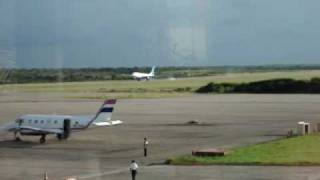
top-left (0, 0), bottom-right (320, 68)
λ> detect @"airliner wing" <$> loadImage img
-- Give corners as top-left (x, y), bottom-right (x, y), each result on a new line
top-left (17, 126), bottom-right (63, 134)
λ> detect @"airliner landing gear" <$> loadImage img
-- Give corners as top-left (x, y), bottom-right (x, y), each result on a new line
top-left (40, 135), bottom-right (46, 144)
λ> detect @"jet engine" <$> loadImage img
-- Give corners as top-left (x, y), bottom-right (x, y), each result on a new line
top-left (57, 119), bottom-right (71, 140)
top-left (63, 119), bottom-right (71, 139)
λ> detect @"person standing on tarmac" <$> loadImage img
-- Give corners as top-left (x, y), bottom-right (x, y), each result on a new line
top-left (143, 137), bottom-right (149, 157)
top-left (130, 160), bottom-right (139, 180)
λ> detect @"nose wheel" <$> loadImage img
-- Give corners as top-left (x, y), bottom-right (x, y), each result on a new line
top-left (40, 135), bottom-right (46, 144)
top-left (14, 131), bottom-right (22, 142)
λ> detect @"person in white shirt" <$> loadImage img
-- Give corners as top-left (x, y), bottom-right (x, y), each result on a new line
top-left (144, 137), bottom-right (149, 157)
top-left (129, 160), bottom-right (139, 180)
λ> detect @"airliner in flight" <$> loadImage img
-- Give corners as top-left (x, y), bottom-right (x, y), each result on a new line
top-left (2, 99), bottom-right (122, 143)
top-left (132, 66), bottom-right (156, 81)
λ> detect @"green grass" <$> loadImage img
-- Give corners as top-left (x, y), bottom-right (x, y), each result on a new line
top-left (169, 134), bottom-right (320, 166)
top-left (70, 92), bottom-right (191, 99)
top-left (1, 70), bottom-right (320, 99)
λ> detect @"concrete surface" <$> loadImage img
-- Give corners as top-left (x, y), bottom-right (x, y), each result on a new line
top-left (0, 94), bottom-right (320, 179)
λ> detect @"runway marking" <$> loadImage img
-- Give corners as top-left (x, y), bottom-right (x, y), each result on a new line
top-left (75, 167), bottom-right (129, 179)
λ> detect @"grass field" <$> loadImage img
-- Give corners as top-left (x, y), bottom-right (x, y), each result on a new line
top-left (169, 134), bottom-right (320, 166)
top-left (1, 70), bottom-right (320, 99)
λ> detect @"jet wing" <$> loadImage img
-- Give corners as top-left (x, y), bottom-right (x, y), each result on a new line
top-left (17, 126), bottom-right (63, 134)
top-left (93, 120), bottom-right (123, 126)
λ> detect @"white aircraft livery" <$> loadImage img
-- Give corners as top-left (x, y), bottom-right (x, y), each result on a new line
top-left (2, 99), bottom-right (122, 143)
top-left (132, 66), bottom-right (156, 81)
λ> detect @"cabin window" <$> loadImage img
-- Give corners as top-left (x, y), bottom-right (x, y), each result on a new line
top-left (35, 120), bottom-right (38, 124)
top-left (40, 120), bottom-right (44, 124)
top-left (54, 120), bottom-right (58, 124)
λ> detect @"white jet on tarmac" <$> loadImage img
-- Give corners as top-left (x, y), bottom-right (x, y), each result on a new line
top-left (2, 99), bottom-right (122, 143)
top-left (131, 66), bottom-right (156, 81)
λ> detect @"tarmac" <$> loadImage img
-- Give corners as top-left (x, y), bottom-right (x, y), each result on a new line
top-left (1, 94), bottom-right (320, 179)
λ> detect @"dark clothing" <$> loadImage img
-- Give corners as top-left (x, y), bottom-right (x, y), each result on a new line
top-left (131, 170), bottom-right (137, 180)
top-left (144, 148), bottom-right (147, 157)
top-left (144, 139), bottom-right (148, 157)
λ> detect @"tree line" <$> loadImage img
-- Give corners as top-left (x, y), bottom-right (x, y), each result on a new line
top-left (196, 78), bottom-right (320, 94)
top-left (1, 65), bottom-right (320, 84)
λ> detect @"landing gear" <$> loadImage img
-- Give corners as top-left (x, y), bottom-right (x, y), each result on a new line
top-left (40, 135), bottom-right (46, 144)
top-left (14, 131), bottom-right (21, 142)
top-left (56, 134), bottom-right (63, 141)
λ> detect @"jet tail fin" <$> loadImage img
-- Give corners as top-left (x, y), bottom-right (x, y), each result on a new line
top-left (92, 99), bottom-right (117, 124)
top-left (149, 66), bottom-right (156, 76)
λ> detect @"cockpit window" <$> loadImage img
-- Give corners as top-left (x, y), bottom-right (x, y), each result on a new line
top-left (16, 119), bottom-right (23, 124)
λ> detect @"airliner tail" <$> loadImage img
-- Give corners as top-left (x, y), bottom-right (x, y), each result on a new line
top-left (149, 66), bottom-right (156, 76)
